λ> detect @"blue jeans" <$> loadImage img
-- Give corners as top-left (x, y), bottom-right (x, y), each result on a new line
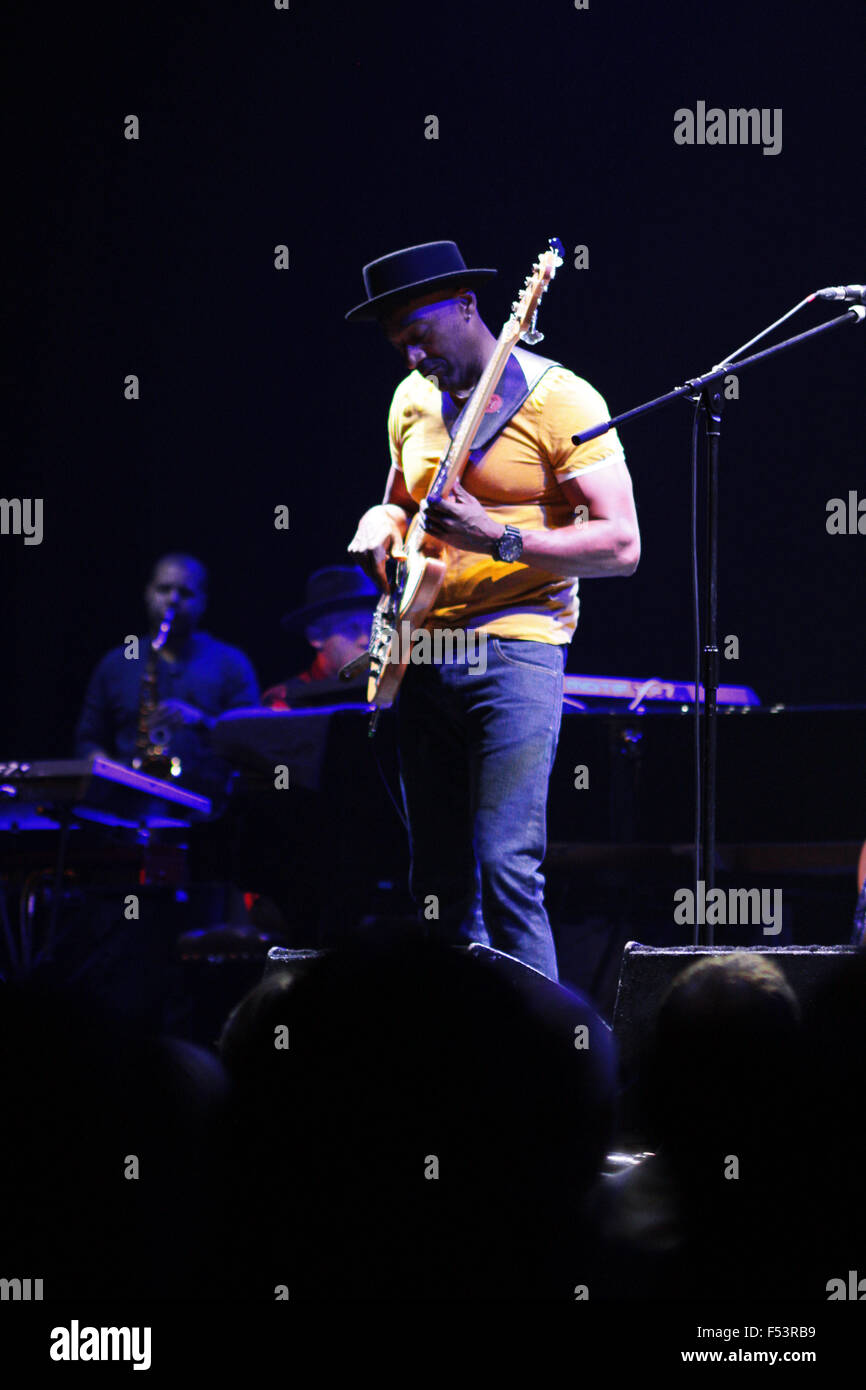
top-left (396, 636), bottom-right (565, 980)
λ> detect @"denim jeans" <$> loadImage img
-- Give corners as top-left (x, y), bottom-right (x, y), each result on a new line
top-left (396, 636), bottom-right (565, 980)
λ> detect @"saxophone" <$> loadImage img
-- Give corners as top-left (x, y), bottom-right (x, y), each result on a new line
top-left (132, 604), bottom-right (178, 779)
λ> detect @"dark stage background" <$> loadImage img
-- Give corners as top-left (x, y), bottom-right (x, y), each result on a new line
top-left (4, 10), bottom-right (866, 1337)
top-left (4, 0), bottom-right (865, 752)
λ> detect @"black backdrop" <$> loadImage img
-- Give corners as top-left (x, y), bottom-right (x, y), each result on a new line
top-left (4, 0), bottom-right (865, 757)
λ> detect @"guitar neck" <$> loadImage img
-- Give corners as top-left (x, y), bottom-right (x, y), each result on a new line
top-left (406, 239), bottom-right (563, 551)
top-left (426, 322), bottom-right (521, 505)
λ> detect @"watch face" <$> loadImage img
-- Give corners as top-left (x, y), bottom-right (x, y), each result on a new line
top-left (497, 529), bottom-right (522, 562)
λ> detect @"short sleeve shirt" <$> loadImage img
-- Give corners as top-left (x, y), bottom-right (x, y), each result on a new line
top-left (387, 365), bottom-right (626, 642)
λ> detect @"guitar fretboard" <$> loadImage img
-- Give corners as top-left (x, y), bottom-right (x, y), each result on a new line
top-left (427, 460), bottom-right (450, 504)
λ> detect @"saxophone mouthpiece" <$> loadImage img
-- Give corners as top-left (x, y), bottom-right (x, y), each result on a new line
top-left (153, 603), bottom-right (177, 651)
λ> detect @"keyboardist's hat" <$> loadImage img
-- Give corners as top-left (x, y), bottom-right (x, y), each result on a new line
top-left (345, 240), bottom-right (497, 323)
top-left (280, 566), bottom-right (378, 631)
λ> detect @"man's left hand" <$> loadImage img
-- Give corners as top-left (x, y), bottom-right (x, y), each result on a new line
top-left (419, 480), bottom-right (502, 554)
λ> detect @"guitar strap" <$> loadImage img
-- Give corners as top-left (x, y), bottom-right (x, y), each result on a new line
top-left (439, 346), bottom-right (561, 460)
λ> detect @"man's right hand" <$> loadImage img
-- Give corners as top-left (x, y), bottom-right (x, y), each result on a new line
top-left (347, 504), bottom-right (408, 592)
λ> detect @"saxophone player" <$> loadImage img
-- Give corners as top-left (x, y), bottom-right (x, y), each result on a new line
top-left (74, 553), bottom-right (259, 797)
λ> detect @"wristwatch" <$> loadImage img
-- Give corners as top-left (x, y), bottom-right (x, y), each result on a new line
top-left (493, 524), bottom-right (524, 563)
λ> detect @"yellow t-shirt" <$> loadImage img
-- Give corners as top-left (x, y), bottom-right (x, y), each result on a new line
top-left (388, 364), bottom-right (626, 642)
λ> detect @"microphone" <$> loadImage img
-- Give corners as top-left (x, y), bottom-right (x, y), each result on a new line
top-left (816, 284), bottom-right (866, 303)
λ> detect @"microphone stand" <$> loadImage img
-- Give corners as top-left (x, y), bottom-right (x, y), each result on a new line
top-left (572, 303), bottom-right (864, 945)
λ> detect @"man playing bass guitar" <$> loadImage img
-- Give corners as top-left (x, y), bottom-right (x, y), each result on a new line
top-left (347, 240), bottom-right (640, 981)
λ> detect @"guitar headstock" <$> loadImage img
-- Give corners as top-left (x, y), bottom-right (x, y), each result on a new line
top-left (509, 237), bottom-right (565, 346)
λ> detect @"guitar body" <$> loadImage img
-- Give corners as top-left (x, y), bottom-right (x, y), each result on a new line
top-left (363, 238), bottom-right (564, 714)
top-left (366, 517), bottom-right (447, 707)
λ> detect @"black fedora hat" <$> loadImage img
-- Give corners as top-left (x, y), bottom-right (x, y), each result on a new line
top-left (280, 566), bottom-right (378, 632)
top-left (345, 240), bottom-right (497, 323)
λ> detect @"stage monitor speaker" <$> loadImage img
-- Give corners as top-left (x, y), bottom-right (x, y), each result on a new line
top-left (263, 940), bottom-right (614, 1054)
top-left (464, 942), bottom-right (613, 1041)
top-left (612, 942), bottom-right (859, 1080)
top-left (264, 942), bottom-right (576, 998)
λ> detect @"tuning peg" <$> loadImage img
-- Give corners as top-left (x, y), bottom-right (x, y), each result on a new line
top-left (521, 308), bottom-right (544, 345)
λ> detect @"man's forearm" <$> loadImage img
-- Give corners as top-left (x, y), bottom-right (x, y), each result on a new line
top-left (419, 477), bottom-right (640, 577)
top-left (511, 519), bottom-right (640, 578)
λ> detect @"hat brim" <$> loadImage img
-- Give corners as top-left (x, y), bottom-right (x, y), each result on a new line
top-left (280, 592), bottom-right (379, 632)
top-left (345, 268), bottom-right (498, 324)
